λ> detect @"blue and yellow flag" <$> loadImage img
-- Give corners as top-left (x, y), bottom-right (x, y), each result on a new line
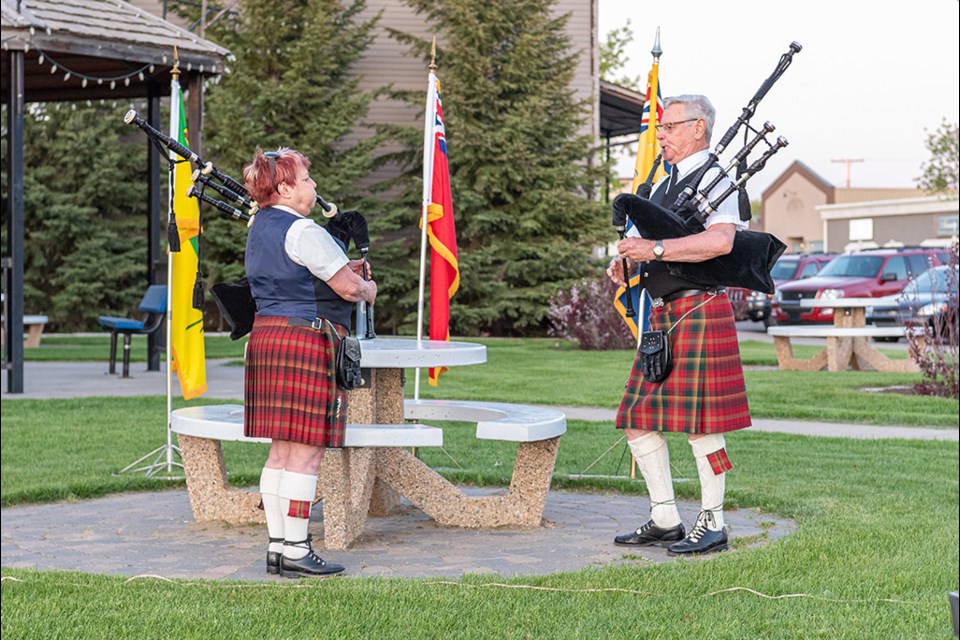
top-left (616, 47), bottom-right (669, 340)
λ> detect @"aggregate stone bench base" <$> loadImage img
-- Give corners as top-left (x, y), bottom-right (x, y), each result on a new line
top-left (172, 371), bottom-right (567, 550)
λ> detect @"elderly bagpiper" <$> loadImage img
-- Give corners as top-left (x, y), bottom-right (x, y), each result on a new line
top-left (607, 94), bottom-right (753, 555)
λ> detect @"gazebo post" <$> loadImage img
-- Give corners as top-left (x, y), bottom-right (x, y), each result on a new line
top-left (146, 83), bottom-right (164, 372)
top-left (4, 50), bottom-right (25, 393)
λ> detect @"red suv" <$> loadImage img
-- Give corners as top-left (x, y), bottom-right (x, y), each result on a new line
top-left (774, 248), bottom-right (950, 324)
top-left (728, 253), bottom-right (833, 326)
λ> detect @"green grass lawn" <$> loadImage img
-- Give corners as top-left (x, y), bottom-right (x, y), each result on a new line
top-left (2, 396), bottom-right (958, 638)
top-left (3, 336), bottom-right (958, 638)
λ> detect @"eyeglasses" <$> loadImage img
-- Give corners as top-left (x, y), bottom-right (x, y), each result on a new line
top-left (658, 118), bottom-right (698, 133)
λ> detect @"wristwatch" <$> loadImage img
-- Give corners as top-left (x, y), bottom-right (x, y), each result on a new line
top-left (652, 240), bottom-right (665, 261)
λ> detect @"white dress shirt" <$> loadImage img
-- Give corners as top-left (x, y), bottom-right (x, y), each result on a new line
top-left (274, 205), bottom-right (348, 281)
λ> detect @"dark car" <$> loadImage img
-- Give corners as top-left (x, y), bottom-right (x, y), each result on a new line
top-left (728, 253), bottom-right (833, 326)
top-left (867, 265), bottom-right (959, 340)
top-left (774, 248), bottom-right (950, 324)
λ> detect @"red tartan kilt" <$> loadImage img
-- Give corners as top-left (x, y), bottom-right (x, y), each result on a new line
top-left (244, 315), bottom-right (347, 447)
top-left (617, 292), bottom-right (751, 434)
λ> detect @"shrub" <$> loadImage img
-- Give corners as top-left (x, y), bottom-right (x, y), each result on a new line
top-left (907, 241), bottom-right (959, 398)
top-left (548, 272), bottom-right (636, 350)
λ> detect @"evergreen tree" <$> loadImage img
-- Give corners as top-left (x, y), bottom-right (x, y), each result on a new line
top-left (175, 0), bottom-right (386, 288)
top-left (1, 103), bottom-right (147, 331)
top-left (389, 0), bottom-right (608, 336)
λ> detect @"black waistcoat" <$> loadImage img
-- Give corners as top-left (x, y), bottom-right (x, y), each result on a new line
top-left (640, 168), bottom-right (714, 298)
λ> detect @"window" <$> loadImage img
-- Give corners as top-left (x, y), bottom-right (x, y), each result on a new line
top-left (882, 256), bottom-right (908, 281)
top-left (800, 262), bottom-right (821, 278)
top-left (770, 258), bottom-right (800, 280)
top-left (818, 255), bottom-right (884, 278)
top-left (906, 255), bottom-right (932, 278)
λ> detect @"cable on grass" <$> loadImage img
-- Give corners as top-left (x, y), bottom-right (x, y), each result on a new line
top-left (704, 586), bottom-right (922, 605)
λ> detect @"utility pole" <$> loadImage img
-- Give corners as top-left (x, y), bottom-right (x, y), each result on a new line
top-left (831, 158), bottom-right (864, 188)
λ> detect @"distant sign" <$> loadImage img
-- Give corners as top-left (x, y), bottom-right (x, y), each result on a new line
top-left (937, 215), bottom-right (959, 236)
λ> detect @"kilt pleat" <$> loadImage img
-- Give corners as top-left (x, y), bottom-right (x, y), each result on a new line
top-left (616, 292), bottom-right (751, 434)
top-left (244, 315), bottom-right (347, 447)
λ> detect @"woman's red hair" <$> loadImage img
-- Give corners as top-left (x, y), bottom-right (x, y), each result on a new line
top-left (243, 147), bottom-right (311, 207)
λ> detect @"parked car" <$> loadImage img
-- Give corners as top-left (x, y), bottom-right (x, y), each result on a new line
top-left (867, 265), bottom-right (959, 340)
top-left (773, 248), bottom-right (950, 324)
top-left (728, 253), bottom-right (833, 325)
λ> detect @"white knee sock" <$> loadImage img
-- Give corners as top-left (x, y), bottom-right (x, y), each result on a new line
top-left (690, 434), bottom-right (727, 531)
top-left (278, 470), bottom-right (318, 560)
top-left (259, 467), bottom-right (285, 554)
top-left (628, 431), bottom-right (681, 528)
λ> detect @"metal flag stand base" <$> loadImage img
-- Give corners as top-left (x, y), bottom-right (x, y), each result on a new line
top-left (112, 442), bottom-right (184, 480)
top-left (568, 435), bottom-right (639, 480)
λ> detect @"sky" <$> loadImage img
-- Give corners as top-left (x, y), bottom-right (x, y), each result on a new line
top-left (597, 0), bottom-right (960, 196)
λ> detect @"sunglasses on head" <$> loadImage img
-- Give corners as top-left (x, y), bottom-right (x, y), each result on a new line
top-left (264, 151), bottom-right (280, 183)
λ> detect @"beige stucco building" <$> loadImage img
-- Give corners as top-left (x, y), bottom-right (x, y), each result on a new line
top-left (818, 196), bottom-right (959, 252)
top-left (759, 160), bottom-right (945, 253)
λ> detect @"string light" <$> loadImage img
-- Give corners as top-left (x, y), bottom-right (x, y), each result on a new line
top-left (28, 47), bottom-right (221, 91)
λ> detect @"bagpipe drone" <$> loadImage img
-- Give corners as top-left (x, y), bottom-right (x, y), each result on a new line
top-left (612, 42), bottom-right (802, 298)
top-left (123, 110), bottom-right (376, 339)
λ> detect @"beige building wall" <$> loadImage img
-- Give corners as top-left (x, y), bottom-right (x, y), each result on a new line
top-left (819, 196), bottom-right (960, 252)
top-left (763, 171), bottom-right (830, 253)
top-left (348, 0), bottom-right (598, 190)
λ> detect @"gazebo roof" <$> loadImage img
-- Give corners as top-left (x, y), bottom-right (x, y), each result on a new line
top-left (1, 0), bottom-right (231, 103)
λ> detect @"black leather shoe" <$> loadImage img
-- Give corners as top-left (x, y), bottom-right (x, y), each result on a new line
top-left (614, 520), bottom-right (686, 546)
top-left (266, 551), bottom-right (281, 575)
top-left (280, 536), bottom-right (345, 578)
top-left (667, 511), bottom-right (728, 556)
top-left (266, 537), bottom-right (283, 575)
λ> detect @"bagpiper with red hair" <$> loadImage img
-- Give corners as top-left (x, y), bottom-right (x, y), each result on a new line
top-left (243, 147), bottom-right (377, 578)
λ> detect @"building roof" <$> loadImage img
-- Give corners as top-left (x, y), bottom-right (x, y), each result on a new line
top-left (761, 159), bottom-right (834, 202)
top-left (599, 79), bottom-right (645, 138)
top-left (1, 0), bottom-right (231, 103)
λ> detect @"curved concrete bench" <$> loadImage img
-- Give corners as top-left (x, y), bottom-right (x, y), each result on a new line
top-left (403, 399), bottom-right (566, 442)
top-left (388, 399), bottom-right (566, 531)
top-left (172, 404), bottom-right (443, 447)
top-left (170, 400), bottom-right (567, 549)
top-left (170, 404), bottom-right (442, 549)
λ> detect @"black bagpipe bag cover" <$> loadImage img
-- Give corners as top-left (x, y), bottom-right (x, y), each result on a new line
top-left (612, 193), bottom-right (786, 294)
top-left (210, 277), bottom-right (257, 340)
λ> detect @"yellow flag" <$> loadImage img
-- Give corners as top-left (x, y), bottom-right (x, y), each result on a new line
top-left (617, 47), bottom-right (668, 340)
top-left (169, 78), bottom-right (207, 399)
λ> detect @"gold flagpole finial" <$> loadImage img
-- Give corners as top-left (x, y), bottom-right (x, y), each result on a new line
top-left (171, 45), bottom-right (181, 80)
top-left (429, 37), bottom-right (437, 73)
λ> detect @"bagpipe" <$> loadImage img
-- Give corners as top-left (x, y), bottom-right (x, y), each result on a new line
top-left (123, 110), bottom-right (376, 339)
top-left (612, 42), bottom-right (802, 300)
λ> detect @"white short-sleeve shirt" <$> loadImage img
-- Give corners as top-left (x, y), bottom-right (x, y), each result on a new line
top-left (274, 205), bottom-right (349, 281)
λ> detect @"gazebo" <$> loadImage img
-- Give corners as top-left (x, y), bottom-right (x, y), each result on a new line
top-left (1, 0), bottom-right (230, 392)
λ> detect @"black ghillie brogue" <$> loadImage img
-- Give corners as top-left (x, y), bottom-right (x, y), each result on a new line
top-left (266, 536), bottom-right (283, 575)
top-left (667, 511), bottom-right (728, 556)
top-left (279, 535), bottom-right (345, 578)
top-left (614, 520), bottom-right (686, 547)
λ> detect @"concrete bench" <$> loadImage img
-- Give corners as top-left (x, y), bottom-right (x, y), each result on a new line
top-left (170, 404), bottom-right (442, 549)
top-left (23, 315), bottom-right (49, 348)
top-left (394, 399), bottom-right (566, 530)
top-left (767, 325), bottom-right (919, 372)
top-left (170, 400), bottom-right (568, 550)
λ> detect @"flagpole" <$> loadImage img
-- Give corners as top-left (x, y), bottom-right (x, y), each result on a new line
top-left (414, 39), bottom-right (438, 401)
top-left (114, 49), bottom-right (184, 479)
